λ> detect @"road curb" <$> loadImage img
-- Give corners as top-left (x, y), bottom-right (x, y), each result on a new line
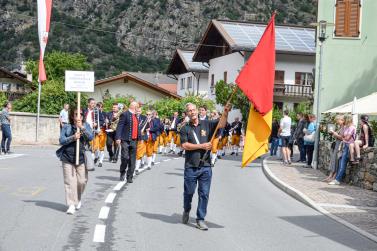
top-left (262, 156), bottom-right (377, 243)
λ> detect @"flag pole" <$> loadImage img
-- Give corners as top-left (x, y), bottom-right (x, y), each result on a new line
top-left (199, 85), bottom-right (237, 166)
top-left (36, 80), bottom-right (42, 142)
top-left (76, 92), bottom-right (81, 165)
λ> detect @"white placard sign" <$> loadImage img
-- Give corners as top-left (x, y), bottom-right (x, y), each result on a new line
top-left (65, 71), bottom-right (95, 92)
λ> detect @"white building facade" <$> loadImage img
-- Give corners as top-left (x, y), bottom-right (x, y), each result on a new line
top-left (193, 20), bottom-right (316, 117)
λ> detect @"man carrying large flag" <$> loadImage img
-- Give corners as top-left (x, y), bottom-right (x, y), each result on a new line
top-left (235, 13), bottom-right (276, 167)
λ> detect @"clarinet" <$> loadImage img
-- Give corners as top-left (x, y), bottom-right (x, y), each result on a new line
top-left (94, 107), bottom-right (101, 134)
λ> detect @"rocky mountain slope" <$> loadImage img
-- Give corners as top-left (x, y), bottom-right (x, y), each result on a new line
top-left (0, 0), bottom-right (317, 79)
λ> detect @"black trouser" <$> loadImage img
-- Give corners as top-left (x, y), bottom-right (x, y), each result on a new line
top-left (106, 132), bottom-right (119, 160)
top-left (120, 140), bottom-right (137, 180)
top-left (306, 145), bottom-right (314, 166)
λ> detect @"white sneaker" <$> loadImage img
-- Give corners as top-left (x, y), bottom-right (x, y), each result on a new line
top-left (329, 180), bottom-right (340, 185)
top-left (66, 205), bottom-right (76, 215)
top-left (76, 201), bottom-right (82, 210)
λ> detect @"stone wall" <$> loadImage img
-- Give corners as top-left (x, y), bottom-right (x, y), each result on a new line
top-left (2, 112), bottom-right (60, 145)
top-left (319, 141), bottom-right (377, 191)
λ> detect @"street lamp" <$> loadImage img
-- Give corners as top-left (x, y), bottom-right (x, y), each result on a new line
top-left (312, 20), bottom-right (327, 169)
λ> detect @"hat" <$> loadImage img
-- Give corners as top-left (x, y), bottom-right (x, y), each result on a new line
top-left (360, 114), bottom-right (369, 123)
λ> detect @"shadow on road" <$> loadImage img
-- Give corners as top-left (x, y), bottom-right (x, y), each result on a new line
top-left (23, 200), bottom-right (66, 212)
top-left (96, 175), bottom-right (119, 181)
top-left (164, 172), bottom-right (183, 177)
top-left (137, 212), bottom-right (224, 228)
top-left (279, 215), bottom-right (375, 250)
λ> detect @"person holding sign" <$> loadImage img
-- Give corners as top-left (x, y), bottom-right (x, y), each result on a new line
top-left (115, 101), bottom-right (140, 183)
top-left (56, 107), bottom-right (93, 215)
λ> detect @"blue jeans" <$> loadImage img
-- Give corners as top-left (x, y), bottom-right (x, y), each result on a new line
top-left (1, 124), bottom-right (12, 152)
top-left (335, 143), bottom-right (350, 182)
top-left (183, 166), bottom-right (212, 221)
top-left (270, 137), bottom-right (279, 156)
top-left (297, 138), bottom-right (306, 161)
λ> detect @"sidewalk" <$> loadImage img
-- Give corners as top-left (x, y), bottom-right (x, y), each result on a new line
top-left (263, 155), bottom-right (377, 243)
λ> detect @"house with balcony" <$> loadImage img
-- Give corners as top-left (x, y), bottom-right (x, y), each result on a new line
top-left (166, 49), bottom-right (209, 97)
top-left (0, 67), bottom-right (33, 101)
top-left (193, 20), bottom-right (316, 113)
top-left (315, 0), bottom-right (377, 113)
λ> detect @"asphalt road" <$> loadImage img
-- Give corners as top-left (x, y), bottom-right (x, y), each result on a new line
top-left (0, 146), bottom-right (377, 251)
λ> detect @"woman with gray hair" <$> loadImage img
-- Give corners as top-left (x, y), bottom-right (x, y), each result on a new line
top-left (325, 115), bottom-right (345, 182)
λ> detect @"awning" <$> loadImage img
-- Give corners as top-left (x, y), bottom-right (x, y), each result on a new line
top-left (323, 92), bottom-right (377, 115)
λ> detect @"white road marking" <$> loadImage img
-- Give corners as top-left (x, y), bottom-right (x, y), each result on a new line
top-left (0, 154), bottom-right (25, 160)
top-left (174, 157), bottom-right (180, 160)
top-left (163, 159), bottom-right (171, 162)
top-left (93, 224), bottom-right (106, 242)
top-left (113, 182), bottom-right (126, 191)
top-left (98, 206), bottom-right (110, 220)
top-left (105, 192), bottom-right (116, 204)
top-left (154, 162), bottom-right (160, 165)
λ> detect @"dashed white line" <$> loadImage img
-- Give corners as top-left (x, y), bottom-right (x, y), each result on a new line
top-left (98, 206), bottom-right (110, 220)
top-left (113, 181), bottom-right (126, 191)
top-left (93, 224), bottom-right (106, 242)
top-left (105, 192), bottom-right (117, 204)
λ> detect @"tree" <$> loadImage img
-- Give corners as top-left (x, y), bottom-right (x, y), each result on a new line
top-left (150, 94), bottom-right (215, 118)
top-left (214, 80), bottom-right (250, 122)
top-left (13, 51), bottom-right (91, 114)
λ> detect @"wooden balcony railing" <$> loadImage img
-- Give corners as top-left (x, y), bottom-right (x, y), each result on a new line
top-left (274, 84), bottom-right (313, 98)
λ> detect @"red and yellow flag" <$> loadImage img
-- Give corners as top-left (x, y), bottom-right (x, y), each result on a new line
top-left (235, 13), bottom-right (276, 167)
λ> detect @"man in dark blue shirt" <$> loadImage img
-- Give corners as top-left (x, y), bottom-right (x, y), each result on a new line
top-left (180, 102), bottom-right (229, 230)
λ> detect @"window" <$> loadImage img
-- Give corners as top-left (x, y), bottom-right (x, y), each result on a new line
top-left (1, 83), bottom-right (10, 91)
top-left (295, 72), bottom-right (313, 85)
top-left (335, 0), bottom-right (361, 37)
top-left (274, 71), bottom-right (285, 84)
top-left (16, 84), bottom-right (23, 91)
top-left (180, 78), bottom-right (185, 90)
top-left (187, 76), bottom-right (192, 89)
top-left (210, 74), bottom-right (215, 94)
top-left (223, 71), bottom-right (228, 83)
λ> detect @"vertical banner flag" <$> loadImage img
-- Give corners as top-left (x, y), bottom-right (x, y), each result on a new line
top-left (235, 13), bottom-right (276, 167)
top-left (37, 0), bottom-right (53, 82)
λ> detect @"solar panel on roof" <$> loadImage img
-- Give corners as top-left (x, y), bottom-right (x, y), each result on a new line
top-left (219, 21), bottom-right (315, 54)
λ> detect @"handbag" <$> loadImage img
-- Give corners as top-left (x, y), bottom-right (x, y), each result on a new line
top-left (84, 150), bottom-right (95, 171)
top-left (304, 132), bottom-right (315, 143)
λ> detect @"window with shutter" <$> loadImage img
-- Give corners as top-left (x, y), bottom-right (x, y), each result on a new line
top-left (335, 0), bottom-right (361, 38)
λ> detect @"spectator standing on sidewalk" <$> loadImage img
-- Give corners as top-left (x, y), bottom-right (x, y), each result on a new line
top-left (56, 107), bottom-right (94, 214)
top-left (270, 119), bottom-right (279, 156)
top-left (329, 115), bottom-right (355, 185)
top-left (325, 115), bottom-right (345, 182)
top-left (303, 114), bottom-right (316, 168)
top-left (279, 110), bottom-right (292, 165)
top-left (0, 101), bottom-right (12, 154)
top-left (59, 103), bottom-right (69, 129)
top-left (293, 113), bottom-right (307, 162)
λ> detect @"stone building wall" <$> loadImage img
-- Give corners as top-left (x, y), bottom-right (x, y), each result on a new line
top-left (319, 141), bottom-right (377, 191)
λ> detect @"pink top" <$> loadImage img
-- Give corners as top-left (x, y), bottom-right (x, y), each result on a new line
top-left (343, 125), bottom-right (356, 144)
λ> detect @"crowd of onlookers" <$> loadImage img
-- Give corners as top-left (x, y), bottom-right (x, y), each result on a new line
top-left (270, 111), bottom-right (375, 186)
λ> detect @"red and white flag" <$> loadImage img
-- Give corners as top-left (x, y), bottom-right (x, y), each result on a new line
top-left (37, 0), bottom-right (53, 82)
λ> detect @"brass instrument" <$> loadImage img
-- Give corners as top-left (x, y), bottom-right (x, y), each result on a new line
top-left (177, 117), bottom-right (189, 132)
top-left (107, 106), bottom-right (124, 132)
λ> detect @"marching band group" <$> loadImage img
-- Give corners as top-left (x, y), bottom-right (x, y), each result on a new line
top-left (58, 98), bottom-right (244, 215)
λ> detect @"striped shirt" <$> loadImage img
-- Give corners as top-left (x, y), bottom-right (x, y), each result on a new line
top-left (0, 108), bottom-right (10, 125)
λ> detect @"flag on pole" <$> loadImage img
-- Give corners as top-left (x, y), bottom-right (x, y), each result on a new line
top-left (235, 13), bottom-right (276, 167)
top-left (37, 0), bottom-right (53, 82)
